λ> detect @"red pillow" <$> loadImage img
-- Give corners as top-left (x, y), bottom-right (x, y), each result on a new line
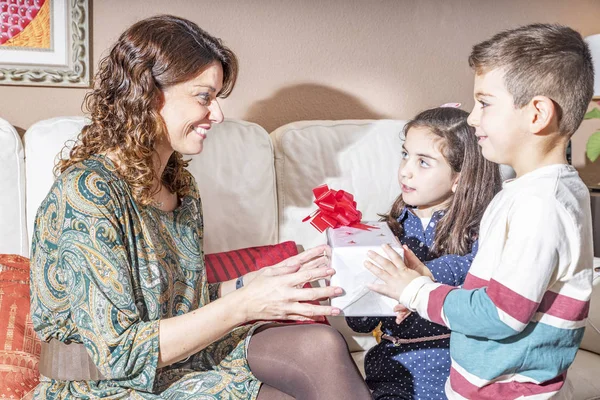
top-left (205, 241), bottom-right (299, 283)
top-left (0, 254), bottom-right (41, 399)
top-left (205, 242), bottom-right (328, 324)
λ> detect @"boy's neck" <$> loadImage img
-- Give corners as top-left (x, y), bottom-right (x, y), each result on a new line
top-left (511, 135), bottom-right (569, 178)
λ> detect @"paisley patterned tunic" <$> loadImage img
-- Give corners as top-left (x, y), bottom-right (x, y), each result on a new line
top-left (30, 155), bottom-right (262, 399)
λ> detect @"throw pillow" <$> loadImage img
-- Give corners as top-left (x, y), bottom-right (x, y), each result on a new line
top-left (204, 242), bottom-right (328, 324)
top-left (205, 241), bottom-right (299, 283)
top-left (0, 254), bottom-right (40, 399)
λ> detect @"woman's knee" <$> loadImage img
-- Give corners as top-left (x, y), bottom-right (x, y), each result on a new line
top-left (301, 324), bottom-right (350, 357)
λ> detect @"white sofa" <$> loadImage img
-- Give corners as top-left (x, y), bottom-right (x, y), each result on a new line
top-left (1, 116), bottom-right (599, 399)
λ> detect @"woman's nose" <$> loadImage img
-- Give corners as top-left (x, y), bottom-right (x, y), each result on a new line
top-left (208, 99), bottom-right (224, 124)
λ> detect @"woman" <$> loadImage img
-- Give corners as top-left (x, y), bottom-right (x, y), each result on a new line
top-left (30, 15), bottom-right (371, 399)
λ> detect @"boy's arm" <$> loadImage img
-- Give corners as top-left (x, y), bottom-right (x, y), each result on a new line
top-left (401, 195), bottom-right (577, 340)
top-left (424, 240), bottom-right (478, 286)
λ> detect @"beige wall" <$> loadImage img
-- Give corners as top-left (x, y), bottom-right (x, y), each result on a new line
top-left (2, 1), bottom-right (600, 143)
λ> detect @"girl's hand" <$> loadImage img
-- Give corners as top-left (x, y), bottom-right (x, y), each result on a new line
top-left (238, 263), bottom-right (342, 322)
top-left (243, 245), bottom-right (332, 286)
top-left (401, 245), bottom-right (434, 280)
top-left (365, 244), bottom-right (423, 301)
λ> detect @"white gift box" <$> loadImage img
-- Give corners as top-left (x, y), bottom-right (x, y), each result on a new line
top-left (327, 221), bottom-right (404, 316)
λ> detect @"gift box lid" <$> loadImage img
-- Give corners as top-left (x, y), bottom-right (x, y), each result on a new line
top-left (326, 221), bottom-right (401, 248)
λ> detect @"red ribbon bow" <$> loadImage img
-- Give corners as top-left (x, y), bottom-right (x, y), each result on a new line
top-left (302, 184), bottom-right (378, 233)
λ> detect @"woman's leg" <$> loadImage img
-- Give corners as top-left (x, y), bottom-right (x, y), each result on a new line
top-left (249, 323), bottom-right (372, 400)
top-left (256, 384), bottom-right (295, 400)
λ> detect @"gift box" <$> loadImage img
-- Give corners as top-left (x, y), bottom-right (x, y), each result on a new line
top-left (328, 221), bottom-right (403, 316)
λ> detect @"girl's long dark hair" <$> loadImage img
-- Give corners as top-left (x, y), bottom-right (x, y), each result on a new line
top-left (381, 107), bottom-right (502, 257)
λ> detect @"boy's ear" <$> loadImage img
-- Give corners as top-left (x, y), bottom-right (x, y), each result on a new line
top-left (527, 96), bottom-right (557, 134)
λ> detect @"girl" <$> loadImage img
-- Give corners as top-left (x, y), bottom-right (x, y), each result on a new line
top-left (346, 106), bottom-right (502, 399)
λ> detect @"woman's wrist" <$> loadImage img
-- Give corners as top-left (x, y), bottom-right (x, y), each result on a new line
top-left (225, 286), bottom-right (251, 323)
top-left (235, 275), bottom-right (244, 290)
top-left (216, 271), bottom-right (257, 298)
top-left (242, 270), bottom-right (258, 286)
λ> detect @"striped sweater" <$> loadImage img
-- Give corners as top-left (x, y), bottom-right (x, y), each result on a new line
top-left (400, 164), bottom-right (594, 399)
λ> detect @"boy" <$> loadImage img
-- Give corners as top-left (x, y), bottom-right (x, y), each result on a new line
top-left (366, 23), bottom-right (595, 399)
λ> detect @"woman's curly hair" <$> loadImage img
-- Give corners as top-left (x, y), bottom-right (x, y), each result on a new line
top-left (56, 15), bottom-right (238, 206)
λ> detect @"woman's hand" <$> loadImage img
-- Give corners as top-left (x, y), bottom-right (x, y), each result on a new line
top-left (243, 244), bottom-right (332, 286)
top-left (237, 263), bottom-right (342, 322)
top-left (364, 244), bottom-right (424, 302)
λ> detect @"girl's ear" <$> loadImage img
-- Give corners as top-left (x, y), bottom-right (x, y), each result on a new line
top-left (451, 174), bottom-right (460, 193)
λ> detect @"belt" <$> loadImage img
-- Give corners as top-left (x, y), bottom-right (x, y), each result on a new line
top-left (39, 339), bottom-right (106, 381)
top-left (381, 333), bottom-right (451, 346)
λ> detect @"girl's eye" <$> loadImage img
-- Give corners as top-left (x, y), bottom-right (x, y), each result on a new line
top-left (401, 151), bottom-right (408, 159)
top-left (419, 159), bottom-right (430, 168)
top-left (197, 93), bottom-right (211, 106)
top-left (479, 100), bottom-right (489, 109)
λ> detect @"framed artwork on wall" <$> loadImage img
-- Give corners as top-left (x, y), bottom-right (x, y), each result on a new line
top-left (0, 0), bottom-right (90, 87)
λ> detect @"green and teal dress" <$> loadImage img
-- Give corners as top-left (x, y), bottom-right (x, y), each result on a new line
top-left (30, 155), bottom-right (262, 399)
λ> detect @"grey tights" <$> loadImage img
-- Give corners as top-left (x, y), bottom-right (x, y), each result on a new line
top-left (247, 323), bottom-right (372, 400)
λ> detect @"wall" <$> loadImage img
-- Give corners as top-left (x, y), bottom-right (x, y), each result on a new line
top-left (2, 0), bottom-right (600, 158)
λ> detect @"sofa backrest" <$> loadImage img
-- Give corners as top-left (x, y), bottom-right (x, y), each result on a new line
top-left (19, 117), bottom-right (276, 255)
top-left (1, 115), bottom-right (598, 356)
top-left (0, 118), bottom-right (27, 256)
top-left (271, 119), bottom-right (407, 249)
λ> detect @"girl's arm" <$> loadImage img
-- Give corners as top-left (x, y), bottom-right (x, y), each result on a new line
top-left (424, 240), bottom-right (479, 286)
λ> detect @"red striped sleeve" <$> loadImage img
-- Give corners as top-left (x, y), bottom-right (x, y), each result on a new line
top-left (487, 279), bottom-right (539, 325)
top-left (427, 285), bottom-right (455, 326)
top-left (538, 291), bottom-right (590, 321)
top-left (450, 367), bottom-right (566, 398)
top-left (462, 273), bottom-right (488, 290)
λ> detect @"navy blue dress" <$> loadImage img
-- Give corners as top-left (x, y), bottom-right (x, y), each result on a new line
top-left (346, 208), bottom-right (477, 400)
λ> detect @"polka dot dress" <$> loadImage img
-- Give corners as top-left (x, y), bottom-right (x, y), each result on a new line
top-left (347, 207), bottom-right (477, 400)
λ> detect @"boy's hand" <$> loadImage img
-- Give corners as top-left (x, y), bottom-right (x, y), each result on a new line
top-left (365, 244), bottom-right (423, 301)
top-left (394, 304), bottom-right (411, 325)
top-left (402, 245), bottom-right (434, 280)
top-left (391, 246), bottom-right (434, 324)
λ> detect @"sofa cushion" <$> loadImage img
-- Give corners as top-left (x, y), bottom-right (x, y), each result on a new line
top-left (188, 119), bottom-right (277, 253)
top-left (0, 118), bottom-right (27, 256)
top-left (0, 254), bottom-right (40, 399)
top-left (271, 120), bottom-right (406, 250)
top-left (23, 117), bottom-right (277, 255)
top-left (24, 116), bottom-right (88, 256)
top-left (579, 260), bottom-right (600, 355)
top-left (566, 349), bottom-right (600, 400)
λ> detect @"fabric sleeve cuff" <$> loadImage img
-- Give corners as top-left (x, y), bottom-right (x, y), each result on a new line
top-left (399, 275), bottom-right (435, 311)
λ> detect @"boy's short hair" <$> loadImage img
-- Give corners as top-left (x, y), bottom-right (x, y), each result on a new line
top-left (469, 23), bottom-right (594, 136)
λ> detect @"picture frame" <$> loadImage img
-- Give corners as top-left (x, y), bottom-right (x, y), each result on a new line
top-left (0, 0), bottom-right (90, 87)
